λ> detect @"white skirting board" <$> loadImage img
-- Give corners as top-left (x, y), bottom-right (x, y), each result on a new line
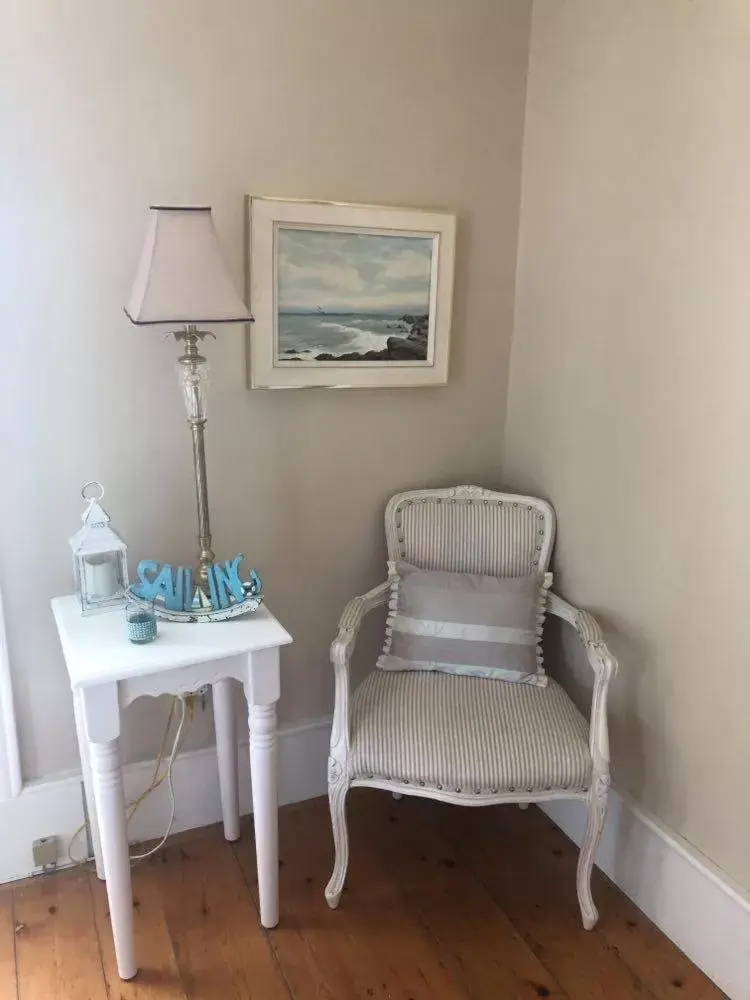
top-left (0, 716), bottom-right (331, 886)
top-left (541, 791), bottom-right (750, 1000)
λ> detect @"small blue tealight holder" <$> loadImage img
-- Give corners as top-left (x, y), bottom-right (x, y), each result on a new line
top-left (126, 602), bottom-right (158, 644)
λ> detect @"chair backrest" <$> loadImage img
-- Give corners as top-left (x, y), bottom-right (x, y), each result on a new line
top-left (385, 485), bottom-right (555, 577)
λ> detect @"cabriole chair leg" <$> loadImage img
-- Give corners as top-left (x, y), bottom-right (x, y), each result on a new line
top-left (324, 778), bottom-right (350, 909)
top-left (576, 775), bottom-right (609, 929)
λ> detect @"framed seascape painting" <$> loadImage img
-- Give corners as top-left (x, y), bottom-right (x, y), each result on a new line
top-left (246, 197), bottom-right (456, 388)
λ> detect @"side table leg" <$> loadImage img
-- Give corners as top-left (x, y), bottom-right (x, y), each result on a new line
top-left (73, 688), bottom-right (104, 878)
top-left (90, 738), bottom-right (136, 981)
top-left (244, 648), bottom-right (280, 929)
top-left (249, 702), bottom-right (278, 927)
top-left (212, 677), bottom-right (240, 842)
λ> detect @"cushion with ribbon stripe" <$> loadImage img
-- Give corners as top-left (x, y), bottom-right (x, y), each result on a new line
top-left (377, 561), bottom-right (550, 686)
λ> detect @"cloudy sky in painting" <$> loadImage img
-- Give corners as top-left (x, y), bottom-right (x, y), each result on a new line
top-left (277, 228), bottom-right (433, 314)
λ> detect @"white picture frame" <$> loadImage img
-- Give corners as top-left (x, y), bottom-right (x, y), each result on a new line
top-left (245, 197), bottom-right (456, 389)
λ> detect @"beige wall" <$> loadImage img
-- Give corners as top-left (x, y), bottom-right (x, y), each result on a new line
top-left (506, 0), bottom-right (750, 888)
top-left (1, 1), bottom-right (531, 779)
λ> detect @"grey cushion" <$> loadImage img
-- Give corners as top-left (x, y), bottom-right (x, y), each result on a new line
top-left (349, 670), bottom-right (591, 794)
top-left (377, 561), bottom-right (550, 686)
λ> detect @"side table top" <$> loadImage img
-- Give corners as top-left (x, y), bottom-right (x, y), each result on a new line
top-left (51, 595), bottom-right (292, 689)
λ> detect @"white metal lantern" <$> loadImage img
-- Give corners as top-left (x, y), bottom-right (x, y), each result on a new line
top-left (69, 482), bottom-right (129, 616)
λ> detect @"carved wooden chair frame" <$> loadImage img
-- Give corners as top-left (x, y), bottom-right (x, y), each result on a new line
top-left (325, 485), bottom-right (617, 929)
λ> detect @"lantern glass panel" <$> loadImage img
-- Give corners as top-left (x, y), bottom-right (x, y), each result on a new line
top-left (69, 491), bottom-right (129, 616)
top-left (72, 541), bottom-right (128, 616)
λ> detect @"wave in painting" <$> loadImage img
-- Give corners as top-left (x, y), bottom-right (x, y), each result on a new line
top-left (277, 312), bottom-right (429, 362)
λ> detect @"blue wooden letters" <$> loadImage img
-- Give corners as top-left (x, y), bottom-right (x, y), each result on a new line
top-left (132, 555), bottom-right (261, 612)
top-left (209, 555), bottom-right (245, 609)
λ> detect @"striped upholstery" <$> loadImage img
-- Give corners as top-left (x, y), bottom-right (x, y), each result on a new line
top-left (349, 670), bottom-right (591, 794)
top-left (387, 492), bottom-right (553, 578)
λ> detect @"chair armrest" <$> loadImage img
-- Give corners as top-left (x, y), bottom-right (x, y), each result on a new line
top-left (330, 580), bottom-right (391, 669)
top-left (548, 591), bottom-right (618, 774)
top-left (329, 581), bottom-right (390, 770)
top-left (548, 592), bottom-right (617, 678)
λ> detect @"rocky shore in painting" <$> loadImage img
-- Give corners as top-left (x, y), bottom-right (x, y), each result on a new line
top-left (314, 314), bottom-right (428, 362)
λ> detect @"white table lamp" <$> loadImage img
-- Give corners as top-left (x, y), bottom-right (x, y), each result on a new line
top-left (125, 206), bottom-right (251, 595)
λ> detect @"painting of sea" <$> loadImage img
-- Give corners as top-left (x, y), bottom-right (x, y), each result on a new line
top-left (276, 229), bottom-right (433, 364)
top-left (247, 197), bottom-right (455, 388)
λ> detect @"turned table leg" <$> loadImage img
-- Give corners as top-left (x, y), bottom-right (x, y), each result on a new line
top-left (249, 702), bottom-right (278, 927)
top-left (212, 677), bottom-right (240, 842)
top-left (73, 688), bottom-right (104, 878)
top-left (245, 648), bottom-right (280, 929)
top-left (90, 737), bottom-right (136, 980)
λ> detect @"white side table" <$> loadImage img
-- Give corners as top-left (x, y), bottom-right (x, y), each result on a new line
top-left (51, 595), bottom-right (292, 982)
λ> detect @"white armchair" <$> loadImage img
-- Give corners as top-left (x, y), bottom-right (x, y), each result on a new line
top-left (324, 485), bottom-right (618, 929)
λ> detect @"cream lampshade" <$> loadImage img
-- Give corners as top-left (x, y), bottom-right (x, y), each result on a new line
top-left (125, 206), bottom-right (250, 325)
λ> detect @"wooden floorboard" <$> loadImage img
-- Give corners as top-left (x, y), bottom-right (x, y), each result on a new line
top-left (235, 796), bottom-right (473, 1000)
top-left (435, 799), bottom-right (724, 1000)
top-left (0, 794), bottom-right (725, 1000)
top-left (347, 790), bottom-right (568, 1000)
top-left (152, 826), bottom-right (289, 1000)
top-left (90, 857), bottom-right (189, 999)
top-left (14, 870), bottom-right (107, 1000)
top-left (493, 804), bottom-right (722, 1000)
top-left (0, 886), bottom-right (18, 1000)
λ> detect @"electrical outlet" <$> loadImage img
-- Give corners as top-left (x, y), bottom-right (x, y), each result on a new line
top-left (32, 836), bottom-right (58, 871)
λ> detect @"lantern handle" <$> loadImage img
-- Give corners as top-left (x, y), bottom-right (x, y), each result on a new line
top-left (81, 481), bottom-right (105, 502)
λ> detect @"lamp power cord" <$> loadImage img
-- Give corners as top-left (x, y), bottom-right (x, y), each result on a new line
top-left (67, 694), bottom-right (188, 868)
